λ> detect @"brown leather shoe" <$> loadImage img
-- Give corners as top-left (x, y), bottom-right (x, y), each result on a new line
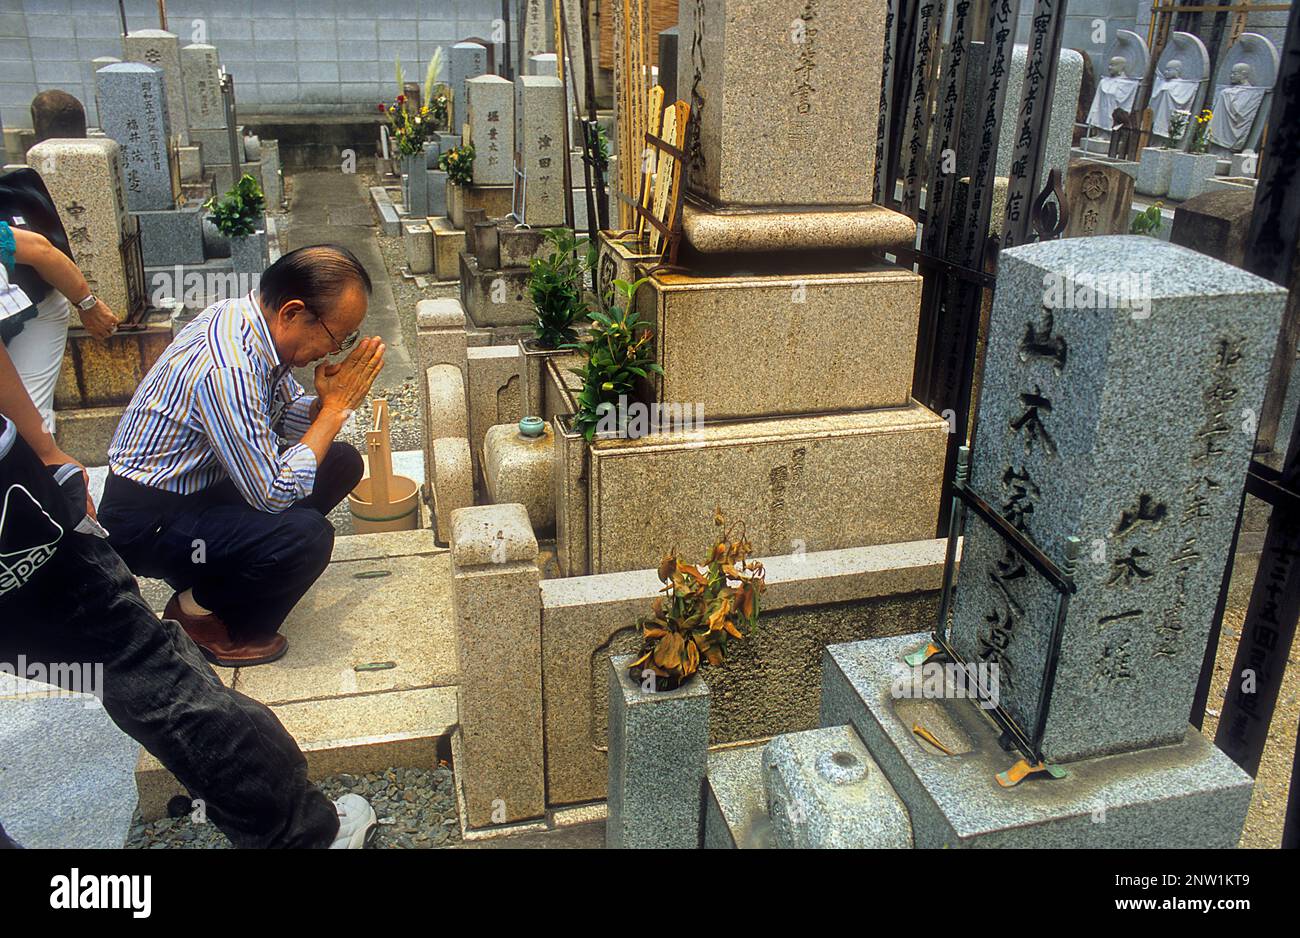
top-left (163, 593), bottom-right (288, 667)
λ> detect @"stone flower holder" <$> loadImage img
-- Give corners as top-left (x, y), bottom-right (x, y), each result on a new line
top-left (229, 229), bottom-right (267, 276)
top-left (606, 653), bottom-right (710, 849)
top-left (1136, 146), bottom-right (1174, 197)
top-left (552, 414), bottom-right (590, 577)
top-left (1168, 151), bottom-right (1219, 202)
top-left (447, 180), bottom-right (465, 228)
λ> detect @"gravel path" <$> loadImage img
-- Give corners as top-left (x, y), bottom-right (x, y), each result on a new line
top-left (125, 765), bottom-right (461, 849)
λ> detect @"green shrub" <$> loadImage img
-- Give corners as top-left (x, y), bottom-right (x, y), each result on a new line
top-left (566, 277), bottom-right (662, 441)
top-left (529, 228), bottom-right (593, 349)
top-left (203, 174), bottom-right (265, 238)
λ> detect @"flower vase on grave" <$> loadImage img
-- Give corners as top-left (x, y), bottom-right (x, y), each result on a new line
top-left (1169, 150), bottom-right (1220, 201)
top-left (229, 229), bottom-right (267, 276)
top-left (605, 654), bottom-right (710, 849)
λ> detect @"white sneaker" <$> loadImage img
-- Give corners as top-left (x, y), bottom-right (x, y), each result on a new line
top-left (329, 793), bottom-right (377, 849)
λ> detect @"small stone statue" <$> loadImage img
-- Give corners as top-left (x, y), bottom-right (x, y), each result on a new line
top-left (1210, 63), bottom-right (1268, 150)
top-left (1087, 56), bottom-right (1140, 133)
top-left (1150, 59), bottom-right (1200, 140)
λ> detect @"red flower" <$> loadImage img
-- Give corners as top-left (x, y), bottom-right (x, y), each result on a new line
top-left (397, 94), bottom-right (406, 103)
top-left (377, 103), bottom-right (385, 112)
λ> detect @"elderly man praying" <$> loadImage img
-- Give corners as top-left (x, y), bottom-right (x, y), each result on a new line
top-left (99, 244), bottom-right (385, 667)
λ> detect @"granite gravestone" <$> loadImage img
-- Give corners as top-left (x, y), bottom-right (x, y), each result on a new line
top-left (123, 29), bottom-right (189, 146)
top-left (467, 75), bottom-right (515, 186)
top-left (180, 43), bottom-right (225, 132)
top-left (1063, 162), bottom-right (1135, 238)
top-left (677, 0), bottom-right (884, 208)
top-left (96, 63), bottom-right (176, 212)
top-left (947, 236), bottom-right (1286, 764)
top-left (515, 75), bottom-right (566, 226)
top-left (30, 90), bottom-right (87, 143)
top-left (449, 41), bottom-right (490, 132)
top-left (26, 138), bottom-right (139, 317)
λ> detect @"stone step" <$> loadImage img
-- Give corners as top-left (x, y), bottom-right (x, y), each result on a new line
top-left (819, 632), bottom-right (1254, 848)
top-left (133, 528), bottom-right (460, 820)
top-left (0, 677), bottom-right (140, 848)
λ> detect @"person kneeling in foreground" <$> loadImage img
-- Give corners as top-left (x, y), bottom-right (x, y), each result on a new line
top-left (98, 245), bottom-right (385, 667)
top-left (0, 270), bottom-right (375, 848)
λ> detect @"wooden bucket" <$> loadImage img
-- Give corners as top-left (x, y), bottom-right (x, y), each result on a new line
top-left (347, 398), bottom-right (420, 533)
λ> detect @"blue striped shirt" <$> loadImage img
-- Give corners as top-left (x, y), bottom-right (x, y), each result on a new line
top-left (108, 292), bottom-right (319, 513)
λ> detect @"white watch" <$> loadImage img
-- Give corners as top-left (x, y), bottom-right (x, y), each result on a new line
top-left (75, 293), bottom-right (98, 311)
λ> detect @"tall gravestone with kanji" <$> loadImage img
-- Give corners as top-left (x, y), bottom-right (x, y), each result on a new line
top-left (95, 63), bottom-right (177, 212)
top-left (123, 29), bottom-right (190, 147)
top-left (948, 236), bottom-right (1286, 763)
top-left (467, 75), bottom-right (515, 186)
top-left (25, 137), bottom-right (141, 319)
top-left (514, 75), bottom-right (566, 227)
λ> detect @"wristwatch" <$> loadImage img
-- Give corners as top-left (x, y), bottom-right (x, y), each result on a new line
top-left (75, 293), bottom-right (98, 311)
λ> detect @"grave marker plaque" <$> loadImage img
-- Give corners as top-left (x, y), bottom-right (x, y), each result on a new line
top-left (947, 236), bottom-right (1286, 763)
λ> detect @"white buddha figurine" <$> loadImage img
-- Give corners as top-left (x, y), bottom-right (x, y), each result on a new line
top-left (1150, 59), bottom-right (1200, 139)
top-left (1210, 62), bottom-right (1268, 149)
top-left (1087, 55), bottom-right (1141, 133)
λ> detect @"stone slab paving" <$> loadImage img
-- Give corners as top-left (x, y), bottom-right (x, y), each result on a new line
top-left (134, 529), bottom-right (459, 820)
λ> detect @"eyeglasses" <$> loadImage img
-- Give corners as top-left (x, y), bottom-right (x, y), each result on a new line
top-left (315, 315), bottom-right (360, 356)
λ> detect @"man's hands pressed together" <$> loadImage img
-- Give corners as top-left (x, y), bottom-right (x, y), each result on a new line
top-left (314, 336), bottom-right (386, 417)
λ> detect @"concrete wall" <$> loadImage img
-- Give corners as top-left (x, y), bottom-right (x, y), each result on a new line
top-left (0, 0), bottom-right (508, 130)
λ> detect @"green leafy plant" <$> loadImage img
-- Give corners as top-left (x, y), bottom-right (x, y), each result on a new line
top-left (627, 509), bottom-right (766, 690)
top-left (1130, 201), bottom-right (1164, 236)
top-left (203, 174), bottom-right (265, 237)
top-left (566, 277), bottom-right (662, 441)
top-left (529, 229), bottom-right (592, 349)
top-left (437, 142), bottom-right (475, 186)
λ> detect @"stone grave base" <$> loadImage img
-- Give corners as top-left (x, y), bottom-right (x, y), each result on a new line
top-left (459, 251), bottom-right (533, 326)
top-left (54, 317), bottom-right (174, 411)
top-left (820, 632), bottom-right (1254, 848)
top-left (449, 181), bottom-right (513, 229)
top-left (638, 263), bottom-right (923, 420)
top-left (136, 206), bottom-right (205, 267)
top-left (681, 201), bottom-right (916, 255)
top-left (538, 538), bottom-right (947, 808)
top-left (144, 258), bottom-right (244, 306)
top-left (556, 402), bottom-right (948, 577)
top-left (430, 216), bottom-right (466, 281)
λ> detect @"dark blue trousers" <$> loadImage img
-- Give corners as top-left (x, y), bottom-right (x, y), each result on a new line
top-left (99, 442), bottom-right (363, 640)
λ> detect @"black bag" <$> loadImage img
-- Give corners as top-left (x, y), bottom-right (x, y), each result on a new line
top-left (0, 167), bottom-right (73, 344)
